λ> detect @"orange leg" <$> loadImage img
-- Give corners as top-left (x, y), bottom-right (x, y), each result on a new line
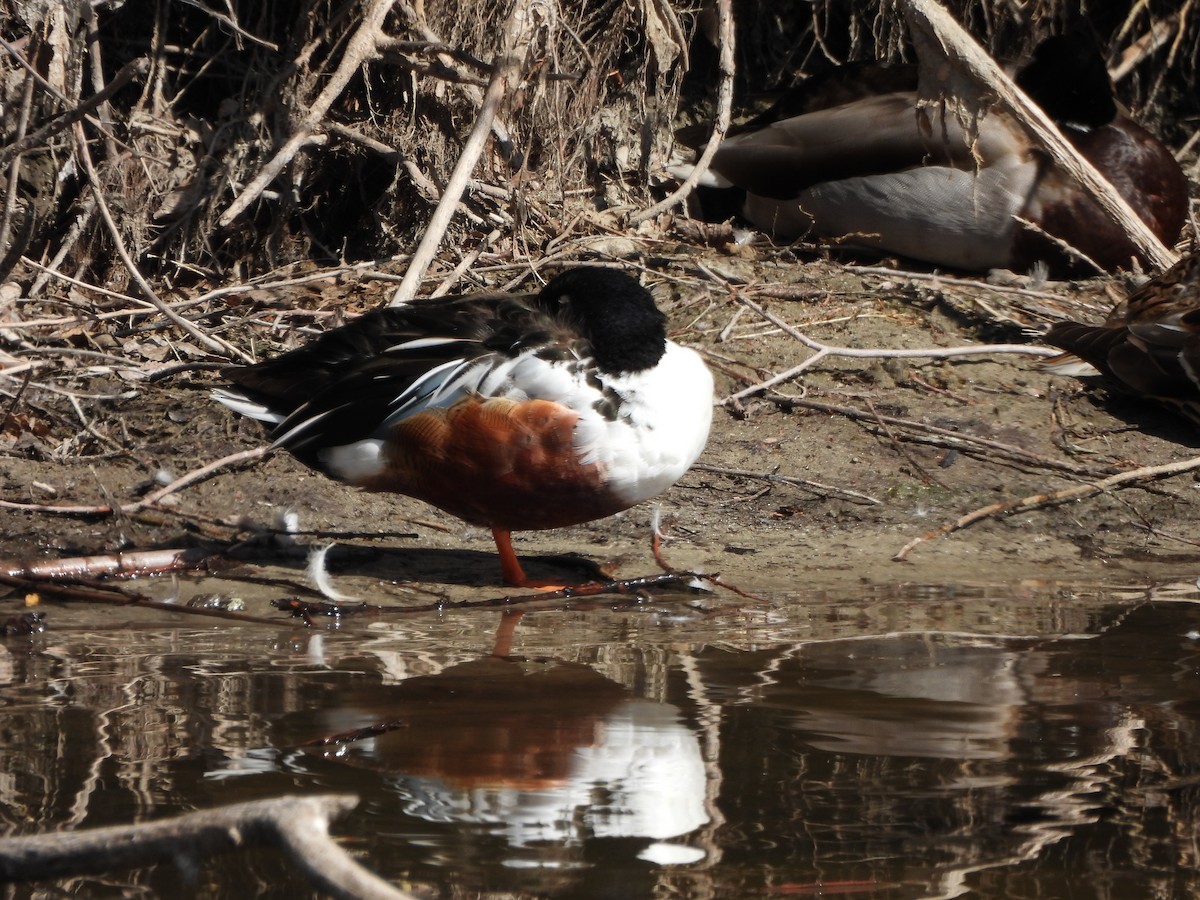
top-left (491, 610), bottom-right (525, 657)
top-left (487, 528), bottom-right (609, 592)
top-left (492, 527), bottom-right (529, 587)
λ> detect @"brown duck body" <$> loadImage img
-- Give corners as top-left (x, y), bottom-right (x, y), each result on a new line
top-left (677, 34), bottom-right (1186, 275)
top-left (1044, 254), bottom-right (1200, 423)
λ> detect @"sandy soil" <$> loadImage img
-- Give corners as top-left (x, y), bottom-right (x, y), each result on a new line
top-left (4, 250), bottom-right (1200, 606)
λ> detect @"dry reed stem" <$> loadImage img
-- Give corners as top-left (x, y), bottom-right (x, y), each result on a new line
top-left (71, 121), bottom-right (247, 359)
top-left (631, 0), bottom-right (735, 225)
top-left (218, 0), bottom-right (397, 227)
top-left (389, 0), bottom-right (541, 303)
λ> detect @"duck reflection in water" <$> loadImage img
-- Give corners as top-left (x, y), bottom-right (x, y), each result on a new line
top-left (297, 649), bottom-right (708, 858)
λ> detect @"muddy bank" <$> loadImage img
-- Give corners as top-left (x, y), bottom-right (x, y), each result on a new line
top-left (4, 255), bottom-right (1200, 611)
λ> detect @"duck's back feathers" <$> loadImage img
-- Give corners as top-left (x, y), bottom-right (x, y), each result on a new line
top-left (1044, 254), bottom-right (1200, 422)
top-left (221, 294), bottom-right (550, 469)
top-left (706, 94), bottom-right (956, 199)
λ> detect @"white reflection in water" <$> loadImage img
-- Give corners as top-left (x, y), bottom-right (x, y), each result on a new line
top-left (371, 698), bottom-right (708, 849)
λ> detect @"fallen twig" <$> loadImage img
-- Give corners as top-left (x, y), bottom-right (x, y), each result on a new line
top-left (0, 447), bottom-right (269, 517)
top-left (763, 394), bottom-right (1122, 480)
top-left (72, 121), bottom-right (246, 360)
top-left (0, 61), bottom-right (34, 258)
top-left (691, 462), bottom-right (881, 505)
top-left (865, 396), bottom-right (949, 489)
top-left (273, 571), bottom-right (707, 622)
top-left (725, 290), bottom-right (1058, 404)
top-left (893, 454), bottom-right (1200, 561)
top-left (0, 573), bottom-right (301, 628)
top-left (0, 793), bottom-right (414, 899)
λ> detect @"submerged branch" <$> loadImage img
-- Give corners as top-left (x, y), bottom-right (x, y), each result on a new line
top-left (0, 794), bottom-right (415, 900)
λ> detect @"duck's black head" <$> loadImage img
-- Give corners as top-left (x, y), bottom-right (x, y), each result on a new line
top-left (539, 267), bottom-right (668, 374)
top-left (1017, 28), bottom-right (1117, 131)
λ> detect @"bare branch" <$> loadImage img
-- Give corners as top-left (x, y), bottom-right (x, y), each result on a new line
top-left (0, 794), bottom-right (415, 900)
top-left (720, 281), bottom-right (1058, 406)
top-left (218, 0), bottom-right (396, 227)
top-left (902, 0), bottom-right (1176, 270)
top-left (72, 122), bottom-right (247, 360)
top-left (0, 59), bottom-right (149, 169)
top-left (389, 0), bottom-right (538, 304)
top-left (893, 454), bottom-right (1200, 561)
top-left (0, 447), bottom-right (268, 517)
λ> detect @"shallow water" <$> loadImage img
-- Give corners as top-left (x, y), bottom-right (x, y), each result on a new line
top-left (3, 579), bottom-right (1200, 898)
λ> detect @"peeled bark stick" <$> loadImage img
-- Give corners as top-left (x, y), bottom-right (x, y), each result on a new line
top-left (388, 65), bottom-right (513, 304)
top-left (892, 454), bottom-right (1200, 562)
top-left (902, 0), bottom-right (1177, 270)
top-left (0, 794), bottom-right (414, 900)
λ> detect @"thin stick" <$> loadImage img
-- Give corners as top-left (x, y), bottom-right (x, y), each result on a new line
top-left (0, 574), bottom-right (301, 628)
top-left (389, 0), bottom-right (534, 305)
top-left (274, 572), bottom-right (706, 621)
top-left (218, 0), bottom-right (396, 226)
top-left (691, 462), bottom-right (881, 505)
top-left (725, 290), bottom-right (1058, 403)
top-left (129, 446), bottom-right (270, 512)
top-left (0, 66), bottom-right (34, 257)
top-left (0, 58), bottom-right (149, 169)
top-left (430, 229), bottom-right (500, 297)
top-left (631, 0), bottom-right (734, 226)
top-left (766, 394), bottom-right (1120, 479)
top-left (72, 122), bottom-right (245, 359)
top-left (893, 454), bottom-right (1200, 561)
top-left (0, 447), bottom-right (269, 517)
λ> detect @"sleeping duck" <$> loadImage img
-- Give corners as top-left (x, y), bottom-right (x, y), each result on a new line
top-left (1044, 252), bottom-right (1200, 424)
top-left (673, 31), bottom-right (1187, 275)
top-left (214, 267), bottom-right (714, 587)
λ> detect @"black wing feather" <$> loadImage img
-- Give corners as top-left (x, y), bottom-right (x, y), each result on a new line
top-left (222, 291), bottom-right (580, 467)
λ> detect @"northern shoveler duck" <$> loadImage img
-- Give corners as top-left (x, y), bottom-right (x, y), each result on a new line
top-left (672, 31), bottom-right (1187, 275)
top-left (213, 267), bottom-right (714, 586)
top-left (1044, 253), bottom-right (1200, 423)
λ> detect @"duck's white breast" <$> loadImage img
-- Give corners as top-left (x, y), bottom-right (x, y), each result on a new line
top-left (572, 342), bottom-right (714, 505)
